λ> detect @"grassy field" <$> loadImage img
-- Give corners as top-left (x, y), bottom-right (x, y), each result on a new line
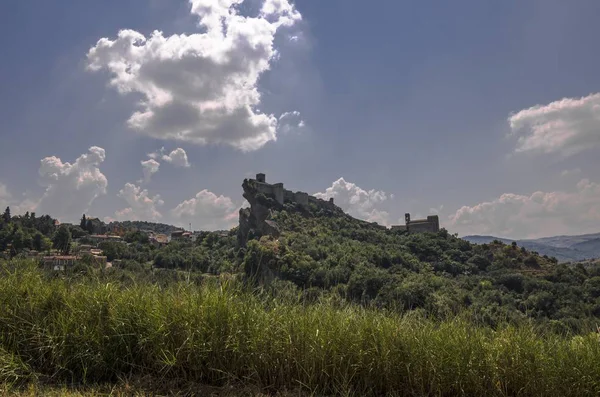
top-left (1, 262), bottom-right (600, 396)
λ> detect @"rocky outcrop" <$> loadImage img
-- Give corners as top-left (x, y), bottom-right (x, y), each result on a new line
top-left (237, 179), bottom-right (281, 247)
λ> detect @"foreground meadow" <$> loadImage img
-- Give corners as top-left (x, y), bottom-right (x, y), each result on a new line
top-left (1, 262), bottom-right (599, 396)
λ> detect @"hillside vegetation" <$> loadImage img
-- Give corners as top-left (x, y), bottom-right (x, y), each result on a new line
top-left (238, 197), bottom-right (600, 334)
top-left (108, 220), bottom-right (184, 235)
top-left (3, 189), bottom-right (600, 394)
top-left (1, 262), bottom-right (600, 396)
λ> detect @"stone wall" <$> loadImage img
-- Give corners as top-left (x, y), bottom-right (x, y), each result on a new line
top-left (255, 182), bottom-right (285, 205)
top-left (308, 195), bottom-right (336, 211)
top-left (408, 221), bottom-right (437, 233)
top-left (251, 173), bottom-right (334, 210)
top-left (390, 214), bottom-right (440, 234)
top-left (272, 183), bottom-right (284, 205)
top-left (406, 215), bottom-right (440, 233)
top-left (294, 191), bottom-right (309, 206)
top-left (284, 190), bottom-right (295, 202)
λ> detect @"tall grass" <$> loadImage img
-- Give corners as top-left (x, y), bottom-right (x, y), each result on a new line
top-left (1, 261), bottom-right (600, 396)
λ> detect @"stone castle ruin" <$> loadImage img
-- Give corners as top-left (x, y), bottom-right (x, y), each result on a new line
top-left (238, 173), bottom-right (440, 247)
top-left (238, 173), bottom-right (339, 247)
top-left (253, 173), bottom-right (335, 210)
top-left (391, 213), bottom-right (440, 234)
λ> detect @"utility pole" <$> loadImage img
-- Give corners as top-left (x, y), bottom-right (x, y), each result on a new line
top-left (187, 222), bottom-right (192, 283)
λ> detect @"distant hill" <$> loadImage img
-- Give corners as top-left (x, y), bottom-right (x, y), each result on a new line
top-left (108, 220), bottom-right (183, 235)
top-left (462, 233), bottom-right (600, 263)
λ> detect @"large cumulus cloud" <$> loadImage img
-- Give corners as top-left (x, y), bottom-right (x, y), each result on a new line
top-left (314, 178), bottom-right (391, 225)
top-left (509, 93), bottom-right (600, 157)
top-left (87, 0), bottom-right (302, 151)
top-left (114, 183), bottom-right (164, 221)
top-left (449, 179), bottom-right (600, 238)
top-left (171, 189), bottom-right (238, 230)
top-left (37, 147), bottom-right (108, 221)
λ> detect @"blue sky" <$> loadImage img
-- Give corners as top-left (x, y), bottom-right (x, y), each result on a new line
top-left (1, 0), bottom-right (599, 238)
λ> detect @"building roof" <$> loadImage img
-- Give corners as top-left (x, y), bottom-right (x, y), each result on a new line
top-left (43, 256), bottom-right (77, 260)
top-left (89, 235), bottom-right (122, 239)
top-left (153, 234), bottom-right (169, 243)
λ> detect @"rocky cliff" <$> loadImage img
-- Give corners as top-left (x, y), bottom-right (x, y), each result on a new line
top-left (237, 179), bottom-right (281, 247)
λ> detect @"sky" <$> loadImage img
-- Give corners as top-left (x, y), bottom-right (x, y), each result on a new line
top-left (1, 0), bottom-right (599, 239)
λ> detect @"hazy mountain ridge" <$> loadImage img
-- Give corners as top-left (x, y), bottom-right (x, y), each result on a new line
top-left (463, 233), bottom-right (600, 262)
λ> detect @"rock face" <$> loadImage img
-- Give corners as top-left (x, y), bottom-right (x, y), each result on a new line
top-left (237, 179), bottom-right (281, 247)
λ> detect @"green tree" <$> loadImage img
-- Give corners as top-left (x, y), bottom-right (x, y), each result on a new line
top-left (32, 233), bottom-right (43, 251)
top-left (124, 230), bottom-right (149, 244)
top-left (69, 226), bottom-right (88, 239)
top-left (11, 227), bottom-right (30, 253)
top-left (53, 225), bottom-right (72, 255)
top-left (80, 214), bottom-right (87, 230)
top-left (86, 219), bottom-right (94, 234)
top-left (2, 207), bottom-right (10, 223)
top-left (32, 232), bottom-right (52, 252)
top-left (99, 241), bottom-right (127, 261)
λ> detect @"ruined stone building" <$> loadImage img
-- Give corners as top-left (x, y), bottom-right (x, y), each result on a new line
top-left (249, 173), bottom-right (439, 234)
top-left (251, 173), bottom-right (335, 209)
top-left (391, 213), bottom-right (440, 234)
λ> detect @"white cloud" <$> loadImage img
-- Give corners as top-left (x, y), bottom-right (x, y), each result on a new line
top-left (87, 0), bottom-right (302, 151)
top-left (260, 0), bottom-right (301, 24)
top-left (171, 189), bottom-right (238, 230)
top-left (561, 168), bottom-right (581, 177)
top-left (36, 147), bottom-right (108, 221)
top-left (449, 179), bottom-right (600, 239)
top-left (429, 205), bottom-right (444, 215)
top-left (115, 183), bottom-right (164, 221)
top-left (278, 111), bottom-right (305, 134)
top-left (161, 148), bottom-right (190, 168)
top-left (147, 147), bottom-right (191, 168)
top-left (314, 178), bottom-right (391, 225)
top-left (509, 92), bottom-right (600, 156)
top-left (141, 159), bottom-right (160, 182)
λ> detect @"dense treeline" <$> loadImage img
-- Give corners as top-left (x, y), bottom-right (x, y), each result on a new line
top-left (153, 231), bottom-right (238, 274)
top-left (238, 204), bottom-right (600, 333)
top-left (3, 200), bottom-right (600, 334)
top-left (0, 207), bottom-right (57, 255)
top-left (108, 220), bottom-right (184, 234)
top-left (0, 207), bottom-right (237, 274)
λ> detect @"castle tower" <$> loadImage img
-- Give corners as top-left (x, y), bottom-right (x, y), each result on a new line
top-left (256, 173), bottom-right (266, 183)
